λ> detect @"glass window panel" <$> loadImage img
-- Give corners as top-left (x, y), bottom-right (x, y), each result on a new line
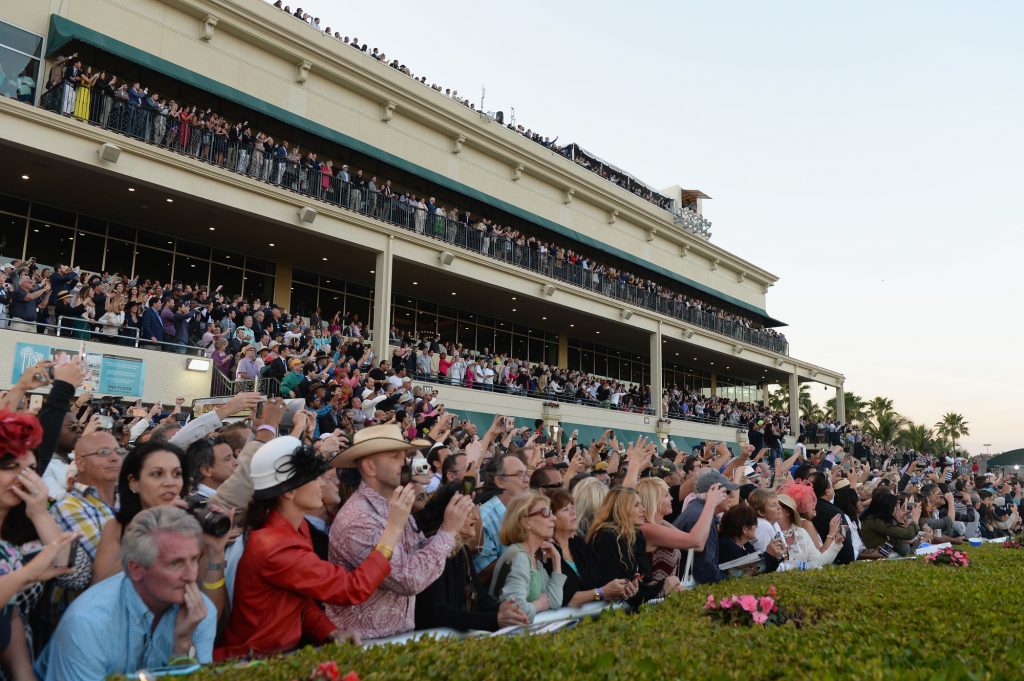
top-left (393, 305), bottom-right (414, 335)
top-left (0, 195), bottom-right (28, 215)
top-left (416, 312), bottom-right (436, 337)
top-left (476, 315), bottom-right (494, 328)
top-left (345, 297), bottom-right (369, 328)
top-left (436, 304), bottom-right (457, 318)
top-left (289, 282), bottom-right (317, 318)
top-left (136, 229), bottom-right (173, 250)
top-left (25, 221), bottom-right (72, 267)
top-left (103, 239), bottom-right (133, 279)
top-left (528, 337), bottom-right (545, 363)
top-left (567, 346), bottom-right (580, 371)
top-left (174, 255), bottom-right (209, 287)
top-left (512, 335), bottom-right (528, 360)
top-left (133, 246), bottom-right (172, 284)
top-left (494, 330), bottom-right (511, 355)
top-left (293, 268), bottom-right (317, 285)
top-left (243, 273), bottom-right (275, 301)
top-left (417, 300), bottom-right (437, 314)
top-left (456, 324), bottom-right (474, 349)
top-left (0, 22), bottom-right (43, 57)
top-left (347, 281), bottom-right (371, 297)
top-left (319, 276), bottom-right (343, 293)
top-left (76, 214), bottom-right (106, 234)
top-left (243, 256), bottom-right (274, 274)
top-left (436, 317), bottom-right (456, 346)
top-left (0, 50), bottom-right (38, 102)
top-left (211, 248), bottom-right (237, 265)
top-left (29, 203), bottom-right (74, 227)
top-left (0, 213), bottom-right (25, 259)
top-left (107, 223), bottom-right (135, 241)
top-left (476, 327), bottom-right (494, 353)
top-left (71, 231), bottom-right (104, 273)
top-left (209, 263), bottom-right (243, 298)
top-left (175, 239), bottom-right (209, 259)
top-left (546, 343), bottom-right (558, 366)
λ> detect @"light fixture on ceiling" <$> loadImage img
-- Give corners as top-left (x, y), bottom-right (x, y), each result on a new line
top-left (412, 281), bottom-right (418, 285)
top-left (128, 187), bottom-right (135, 192)
top-left (208, 226), bottom-right (214, 231)
top-left (20, 175), bottom-right (29, 180)
top-left (165, 198), bottom-right (173, 203)
top-left (268, 243), bottom-right (275, 247)
top-left (322, 257), bottom-right (327, 261)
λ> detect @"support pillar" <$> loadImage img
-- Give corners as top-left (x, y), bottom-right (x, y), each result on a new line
top-left (557, 333), bottom-right (569, 369)
top-left (710, 371), bottom-right (717, 397)
top-left (836, 383), bottom-right (846, 424)
top-left (762, 383), bottom-right (770, 408)
top-left (272, 261), bottom-right (293, 312)
top-left (371, 238), bottom-right (393, 366)
top-left (649, 322), bottom-right (663, 419)
top-left (789, 372), bottom-right (800, 442)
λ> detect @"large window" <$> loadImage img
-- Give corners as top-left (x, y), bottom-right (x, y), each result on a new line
top-left (0, 21), bottom-right (42, 104)
top-left (0, 194), bottom-right (275, 296)
top-left (567, 338), bottom-right (649, 385)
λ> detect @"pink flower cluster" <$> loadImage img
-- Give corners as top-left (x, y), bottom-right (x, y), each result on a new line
top-left (303, 661), bottom-right (359, 681)
top-left (924, 547), bottom-right (970, 567)
top-left (704, 585), bottom-right (780, 625)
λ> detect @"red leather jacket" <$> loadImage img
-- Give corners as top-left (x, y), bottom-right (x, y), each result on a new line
top-left (215, 510), bottom-right (390, 660)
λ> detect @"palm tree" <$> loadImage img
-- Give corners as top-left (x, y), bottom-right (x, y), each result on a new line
top-left (866, 396), bottom-right (895, 419)
top-left (935, 412), bottom-right (970, 453)
top-left (863, 410), bottom-right (906, 444)
top-left (898, 422), bottom-right (936, 453)
top-left (826, 392), bottom-right (866, 424)
top-left (768, 383), bottom-right (810, 414)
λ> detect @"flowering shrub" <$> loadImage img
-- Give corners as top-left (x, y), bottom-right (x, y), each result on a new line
top-left (302, 661), bottom-right (358, 681)
top-left (924, 547), bottom-right (970, 567)
top-left (1002, 534), bottom-right (1024, 549)
top-left (702, 584), bottom-right (789, 626)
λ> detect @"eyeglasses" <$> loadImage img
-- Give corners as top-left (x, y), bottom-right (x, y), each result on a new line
top-left (527, 507), bottom-right (553, 518)
top-left (537, 482), bottom-right (563, 490)
top-left (498, 471), bottom-right (529, 480)
top-left (79, 447), bottom-right (128, 459)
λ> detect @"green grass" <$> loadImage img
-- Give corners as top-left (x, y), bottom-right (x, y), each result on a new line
top-left (186, 545), bottom-right (1024, 680)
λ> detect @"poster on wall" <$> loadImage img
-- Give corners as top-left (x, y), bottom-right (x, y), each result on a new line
top-left (11, 342), bottom-right (146, 397)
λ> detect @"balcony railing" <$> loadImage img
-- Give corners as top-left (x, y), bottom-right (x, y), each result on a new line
top-left (37, 87), bottom-right (787, 356)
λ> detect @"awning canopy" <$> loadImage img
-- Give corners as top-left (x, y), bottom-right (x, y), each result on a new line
top-left (985, 449), bottom-right (1024, 468)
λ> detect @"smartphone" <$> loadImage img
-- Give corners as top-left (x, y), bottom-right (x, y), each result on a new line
top-left (65, 538), bottom-right (81, 572)
top-left (29, 394), bottom-right (43, 412)
top-left (462, 476), bottom-right (475, 496)
top-left (450, 415), bottom-right (461, 430)
top-left (96, 414), bottom-right (113, 430)
top-left (503, 416), bottom-right (515, 430)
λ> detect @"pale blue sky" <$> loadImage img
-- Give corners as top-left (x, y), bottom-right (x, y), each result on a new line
top-left (292, 0), bottom-right (1023, 454)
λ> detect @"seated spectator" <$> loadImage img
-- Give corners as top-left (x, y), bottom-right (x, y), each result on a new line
top-left (717, 504), bottom-right (782, 575)
top-left (474, 453), bottom-right (529, 575)
top-left (637, 477), bottom-right (726, 584)
top-left (832, 484), bottom-right (869, 560)
top-left (860, 490), bottom-right (921, 557)
top-left (35, 507), bottom-right (217, 680)
top-left (488, 491), bottom-right (565, 622)
top-left (587, 488), bottom-right (676, 605)
top-left (327, 424), bottom-right (473, 640)
top-left (572, 476), bottom-right (608, 537)
top-left (673, 469), bottom-right (739, 584)
top-left (776, 492), bottom-right (843, 568)
top-left (548, 488), bottom-right (632, 607)
top-left (185, 435), bottom-right (237, 503)
top-left (809, 471), bottom-right (856, 565)
top-left (217, 436), bottom-right (415, 659)
top-left (748, 488), bottom-right (783, 554)
top-left (414, 482), bottom-right (528, 631)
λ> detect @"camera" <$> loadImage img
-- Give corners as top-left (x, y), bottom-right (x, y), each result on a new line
top-left (187, 498), bottom-right (232, 538)
top-left (400, 452), bottom-right (430, 486)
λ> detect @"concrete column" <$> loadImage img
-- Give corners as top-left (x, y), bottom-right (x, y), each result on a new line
top-left (789, 372), bottom-right (800, 442)
top-left (650, 322), bottom-right (663, 419)
top-left (762, 383), bottom-right (770, 408)
top-left (710, 370), bottom-right (717, 397)
top-left (371, 238), bottom-right (393, 365)
top-left (272, 261), bottom-right (293, 311)
top-left (836, 383), bottom-right (846, 424)
top-left (557, 333), bottom-right (569, 368)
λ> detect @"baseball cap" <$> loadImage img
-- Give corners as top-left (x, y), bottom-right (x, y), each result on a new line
top-left (694, 469), bottom-right (740, 493)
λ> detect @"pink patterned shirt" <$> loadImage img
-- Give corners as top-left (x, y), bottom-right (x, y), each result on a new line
top-left (327, 482), bottom-right (455, 639)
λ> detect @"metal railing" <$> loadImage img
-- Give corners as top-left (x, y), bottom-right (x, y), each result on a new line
top-left (2, 314), bottom-right (208, 356)
top-left (36, 87), bottom-right (788, 355)
top-left (55, 315), bottom-right (141, 346)
top-left (210, 366), bottom-right (281, 397)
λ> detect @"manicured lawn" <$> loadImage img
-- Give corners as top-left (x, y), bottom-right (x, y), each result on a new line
top-left (185, 544), bottom-right (1024, 680)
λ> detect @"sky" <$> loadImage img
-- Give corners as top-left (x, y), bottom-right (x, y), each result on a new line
top-left (288, 0), bottom-right (1023, 455)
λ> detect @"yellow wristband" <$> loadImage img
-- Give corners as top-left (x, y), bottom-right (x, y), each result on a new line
top-left (375, 543), bottom-right (394, 561)
top-left (202, 578), bottom-right (225, 590)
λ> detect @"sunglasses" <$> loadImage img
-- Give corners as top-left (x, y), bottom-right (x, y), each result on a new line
top-left (527, 507), bottom-right (553, 518)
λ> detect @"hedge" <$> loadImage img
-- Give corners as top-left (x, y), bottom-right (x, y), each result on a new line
top-left (185, 544), bottom-right (1024, 680)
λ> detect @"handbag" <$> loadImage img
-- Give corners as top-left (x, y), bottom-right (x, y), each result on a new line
top-left (680, 549), bottom-right (696, 590)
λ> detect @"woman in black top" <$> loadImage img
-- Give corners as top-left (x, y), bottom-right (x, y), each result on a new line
top-left (414, 483), bottom-right (528, 631)
top-left (585, 488), bottom-right (675, 606)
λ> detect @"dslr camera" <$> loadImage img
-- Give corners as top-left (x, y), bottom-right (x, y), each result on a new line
top-left (187, 498), bottom-right (232, 538)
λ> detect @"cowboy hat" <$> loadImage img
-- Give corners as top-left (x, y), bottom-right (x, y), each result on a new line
top-left (333, 423), bottom-right (430, 468)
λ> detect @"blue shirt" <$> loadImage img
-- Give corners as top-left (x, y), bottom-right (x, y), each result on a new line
top-left (474, 495), bottom-right (506, 572)
top-left (674, 498), bottom-right (724, 584)
top-left (35, 573), bottom-right (217, 681)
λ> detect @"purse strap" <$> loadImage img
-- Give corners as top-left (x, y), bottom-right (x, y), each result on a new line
top-left (682, 548), bottom-right (695, 583)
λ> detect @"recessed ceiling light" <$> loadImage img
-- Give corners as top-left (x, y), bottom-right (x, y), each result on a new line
top-left (269, 243), bottom-right (275, 247)
top-left (190, 264), bottom-right (195, 268)
top-left (128, 187), bottom-right (135, 192)
top-left (209, 226), bottom-right (215, 231)
top-left (21, 175), bottom-right (29, 180)
top-left (167, 241), bottom-right (172, 244)
top-left (511, 296), bottom-right (516, 300)
top-left (710, 362), bottom-right (715, 365)
top-left (412, 281), bottom-right (418, 285)
top-left (165, 198), bottom-right (173, 203)
top-left (370, 270), bottom-right (375, 274)
top-left (569, 323), bottom-right (574, 327)
top-left (675, 352), bottom-right (679, 356)
top-left (596, 331), bottom-right (601, 334)
top-left (322, 257), bottom-right (327, 261)
top-left (451, 292), bottom-right (456, 296)
top-left (693, 357), bottom-right (698, 361)
top-left (542, 316), bottom-right (547, 320)
top-left (512, 308), bottom-right (517, 312)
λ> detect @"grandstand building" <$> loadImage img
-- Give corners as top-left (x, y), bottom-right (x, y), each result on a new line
top-left (0, 0), bottom-right (843, 447)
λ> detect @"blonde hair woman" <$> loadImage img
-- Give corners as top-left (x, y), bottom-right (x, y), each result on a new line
top-left (572, 477), bottom-right (608, 537)
top-left (96, 297), bottom-right (125, 337)
top-left (587, 488), bottom-right (679, 604)
top-left (636, 477), bottom-right (726, 584)
top-left (487, 491), bottom-right (565, 622)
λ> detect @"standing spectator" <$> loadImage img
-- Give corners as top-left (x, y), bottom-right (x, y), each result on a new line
top-left (142, 295), bottom-right (164, 348)
top-left (327, 424), bottom-right (474, 640)
top-left (474, 454), bottom-right (529, 574)
top-left (35, 507), bottom-right (217, 681)
top-left (808, 472), bottom-right (855, 565)
top-left (673, 469), bottom-right (739, 584)
top-left (10, 274), bottom-right (50, 332)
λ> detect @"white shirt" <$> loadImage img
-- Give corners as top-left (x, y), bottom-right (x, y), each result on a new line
top-left (753, 518), bottom-right (782, 554)
top-left (43, 456), bottom-right (72, 500)
top-left (780, 526), bottom-right (842, 569)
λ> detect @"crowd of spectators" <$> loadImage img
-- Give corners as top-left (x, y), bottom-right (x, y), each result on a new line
top-left (266, 1), bottom-right (679, 213)
top-left (0, 348), bottom-right (1014, 679)
top-left (36, 52), bottom-right (787, 354)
